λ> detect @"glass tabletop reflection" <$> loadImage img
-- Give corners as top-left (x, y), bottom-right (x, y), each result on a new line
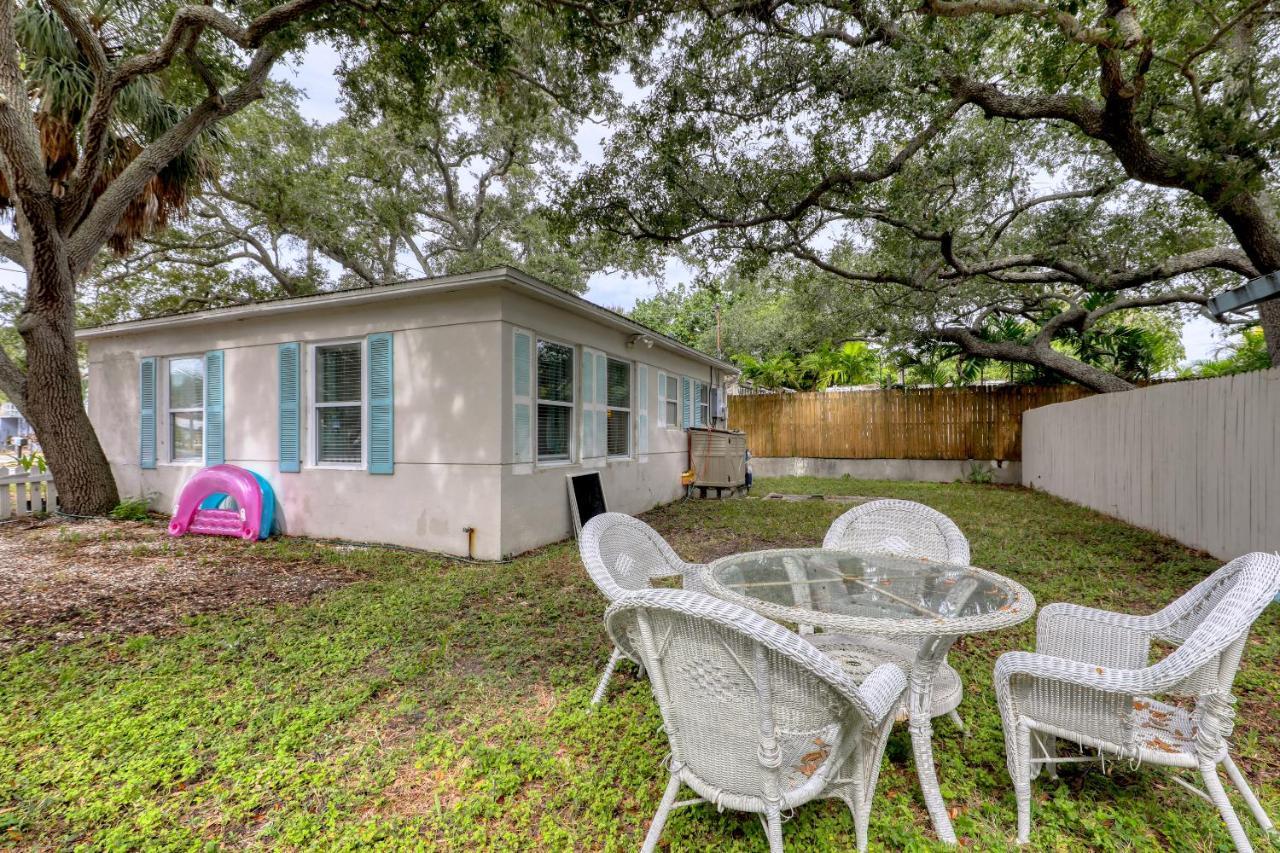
top-left (703, 547), bottom-right (1033, 634)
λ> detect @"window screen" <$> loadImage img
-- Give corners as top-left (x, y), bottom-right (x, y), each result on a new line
top-left (168, 356), bottom-right (204, 461)
top-left (315, 342), bottom-right (362, 464)
top-left (662, 374), bottom-right (679, 427)
top-left (606, 358), bottom-right (630, 457)
top-left (537, 341), bottom-right (574, 461)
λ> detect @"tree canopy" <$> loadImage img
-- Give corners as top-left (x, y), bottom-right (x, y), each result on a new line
top-left (81, 73), bottom-right (596, 325)
top-left (573, 0), bottom-right (1280, 391)
top-left (0, 0), bottom-right (638, 513)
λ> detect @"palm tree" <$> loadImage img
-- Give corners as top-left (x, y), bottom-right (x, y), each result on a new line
top-left (797, 345), bottom-right (839, 390)
top-left (1071, 323), bottom-right (1181, 383)
top-left (6, 3), bottom-right (220, 253)
top-left (1185, 327), bottom-right (1270, 377)
top-left (733, 353), bottom-right (800, 390)
top-left (827, 341), bottom-right (879, 387)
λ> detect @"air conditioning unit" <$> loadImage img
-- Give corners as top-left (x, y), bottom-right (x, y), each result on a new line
top-left (688, 427), bottom-right (747, 496)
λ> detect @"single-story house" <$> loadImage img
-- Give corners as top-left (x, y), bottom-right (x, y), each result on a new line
top-left (0, 401), bottom-right (33, 449)
top-left (78, 268), bottom-right (737, 559)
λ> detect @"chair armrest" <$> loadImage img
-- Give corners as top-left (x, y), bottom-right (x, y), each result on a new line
top-left (680, 564), bottom-right (707, 594)
top-left (1036, 603), bottom-right (1155, 670)
top-left (995, 650), bottom-right (1183, 697)
top-left (854, 663), bottom-right (908, 727)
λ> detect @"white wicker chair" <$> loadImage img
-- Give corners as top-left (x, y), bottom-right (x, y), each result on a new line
top-left (819, 499), bottom-right (972, 732)
top-left (579, 512), bottom-right (706, 705)
top-left (823, 499), bottom-right (971, 564)
top-left (605, 588), bottom-right (907, 853)
top-left (995, 552), bottom-right (1280, 852)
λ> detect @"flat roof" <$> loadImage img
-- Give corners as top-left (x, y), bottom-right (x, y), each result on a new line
top-left (76, 266), bottom-right (737, 373)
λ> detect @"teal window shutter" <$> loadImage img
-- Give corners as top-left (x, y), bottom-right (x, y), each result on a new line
top-left (278, 342), bottom-right (301, 473)
top-left (512, 329), bottom-right (533, 463)
top-left (680, 376), bottom-right (691, 429)
top-left (637, 364), bottom-right (649, 455)
top-left (367, 332), bottom-right (394, 474)
top-left (595, 355), bottom-right (607, 457)
top-left (581, 349), bottom-right (595, 458)
top-left (204, 350), bottom-right (225, 465)
top-left (139, 357), bottom-right (156, 469)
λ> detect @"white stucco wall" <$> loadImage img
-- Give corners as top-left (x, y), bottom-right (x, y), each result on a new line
top-left (84, 276), bottom-right (730, 560)
top-left (88, 287), bottom-right (508, 558)
top-left (496, 289), bottom-right (725, 556)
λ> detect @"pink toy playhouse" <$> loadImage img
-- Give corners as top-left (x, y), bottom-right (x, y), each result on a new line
top-left (168, 464), bottom-right (276, 541)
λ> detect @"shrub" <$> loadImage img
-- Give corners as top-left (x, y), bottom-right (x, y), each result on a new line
top-left (109, 497), bottom-right (152, 521)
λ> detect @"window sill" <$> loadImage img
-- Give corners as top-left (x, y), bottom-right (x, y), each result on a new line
top-left (307, 463), bottom-right (366, 471)
top-left (158, 460), bottom-right (204, 468)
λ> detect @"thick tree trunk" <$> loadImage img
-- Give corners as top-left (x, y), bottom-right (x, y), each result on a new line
top-left (1032, 345), bottom-right (1136, 392)
top-left (1259, 297), bottom-right (1280, 367)
top-left (1215, 195), bottom-right (1280, 367)
top-left (19, 262), bottom-right (119, 515)
top-left (934, 328), bottom-right (1137, 393)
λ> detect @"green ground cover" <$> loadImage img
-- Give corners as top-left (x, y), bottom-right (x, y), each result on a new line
top-left (2, 478), bottom-right (1276, 850)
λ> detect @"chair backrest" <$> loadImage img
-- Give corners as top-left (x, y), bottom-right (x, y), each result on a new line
top-left (606, 588), bottom-right (893, 809)
top-left (1151, 552), bottom-right (1280, 698)
top-left (580, 513), bottom-right (687, 602)
top-left (823, 499), bottom-right (971, 564)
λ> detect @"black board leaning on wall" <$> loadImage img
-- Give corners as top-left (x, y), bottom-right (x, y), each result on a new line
top-left (568, 472), bottom-right (607, 536)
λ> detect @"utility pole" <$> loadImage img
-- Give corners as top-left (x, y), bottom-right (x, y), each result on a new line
top-left (715, 301), bottom-right (722, 358)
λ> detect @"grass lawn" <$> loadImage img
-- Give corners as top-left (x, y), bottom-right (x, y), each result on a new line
top-left (2, 477), bottom-right (1277, 850)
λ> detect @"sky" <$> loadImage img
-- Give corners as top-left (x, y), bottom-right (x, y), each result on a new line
top-left (0, 42), bottom-right (1235, 365)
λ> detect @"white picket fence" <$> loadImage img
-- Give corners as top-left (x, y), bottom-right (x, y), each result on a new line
top-left (0, 470), bottom-right (57, 518)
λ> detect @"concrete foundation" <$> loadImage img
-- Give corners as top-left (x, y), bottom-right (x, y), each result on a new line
top-left (749, 457), bottom-right (1021, 484)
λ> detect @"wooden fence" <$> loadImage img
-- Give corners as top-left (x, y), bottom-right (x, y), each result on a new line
top-left (728, 385), bottom-right (1092, 461)
top-left (1023, 369), bottom-right (1280, 560)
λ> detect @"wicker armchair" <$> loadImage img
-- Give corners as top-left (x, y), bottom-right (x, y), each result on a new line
top-left (579, 512), bottom-right (706, 705)
top-left (823, 499), bottom-right (971, 564)
top-left (995, 552), bottom-right (1280, 851)
top-left (819, 499), bottom-right (972, 732)
top-left (605, 588), bottom-right (907, 853)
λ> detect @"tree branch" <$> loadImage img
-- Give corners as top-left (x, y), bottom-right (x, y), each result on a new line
top-left (62, 0), bottom-right (331, 233)
top-left (67, 44), bottom-right (285, 275)
top-left (920, 0), bottom-right (1149, 47)
top-left (618, 96), bottom-right (967, 242)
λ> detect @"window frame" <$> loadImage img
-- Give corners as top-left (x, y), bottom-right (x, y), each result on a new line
top-left (308, 338), bottom-right (367, 470)
top-left (659, 372), bottom-right (680, 429)
top-left (696, 381), bottom-right (710, 427)
top-left (164, 354), bottom-right (205, 465)
top-left (535, 336), bottom-right (576, 464)
top-left (605, 356), bottom-right (632, 459)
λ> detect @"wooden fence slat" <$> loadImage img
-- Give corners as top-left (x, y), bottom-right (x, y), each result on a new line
top-left (728, 385), bottom-right (1091, 461)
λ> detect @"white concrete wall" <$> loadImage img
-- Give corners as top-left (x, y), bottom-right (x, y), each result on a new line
top-left (88, 288), bottom-right (507, 558)
top-left (86, 282), bottom-right (729, 559)
top-left (1022, 369), bottom-right (1280, 560)
top-left (496, 289), bottom-right (725, 556)
top-left (750, 457), bottom-right (1021, 484)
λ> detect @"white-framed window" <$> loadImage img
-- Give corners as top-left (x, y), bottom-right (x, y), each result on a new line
top-left (167, 356), bottom-right (204, 462)
top-left (311, 340), bottom-right (365, 467)
top-left (659, 372), bottom-right (679, 428)
top-left (605, 357), bottom-right (631, 457)
top-left (696, 382), bottom-right (710, 426)
top-left (536, 339), bottom-right (574, 462)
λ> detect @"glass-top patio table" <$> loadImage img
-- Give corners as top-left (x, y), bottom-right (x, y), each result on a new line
top-left (701, 547), bottom-right (1036, 844)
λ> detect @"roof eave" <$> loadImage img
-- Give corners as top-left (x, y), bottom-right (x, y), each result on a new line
top-left (75, 266), bottom-right (737, 374)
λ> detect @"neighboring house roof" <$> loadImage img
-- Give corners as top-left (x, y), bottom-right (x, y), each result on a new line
top-left (76, 267), bottom-right (737, 373)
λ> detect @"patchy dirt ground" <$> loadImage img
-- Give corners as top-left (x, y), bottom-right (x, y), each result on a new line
top-left (0, 517), bottom-right (364, 648)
